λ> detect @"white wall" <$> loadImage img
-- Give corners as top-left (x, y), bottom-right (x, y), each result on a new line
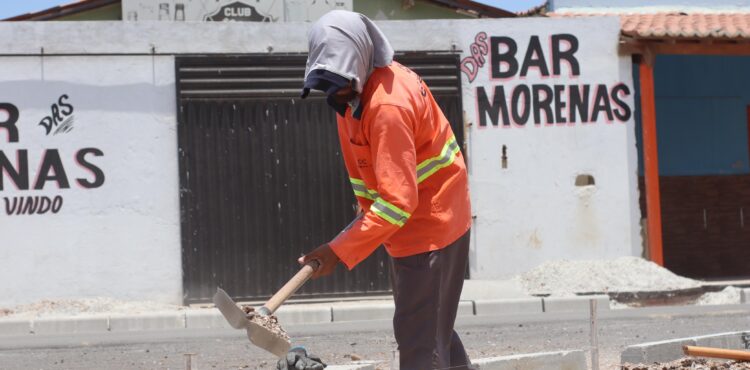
top-left (550, 0), bottom-right (750, 12)
top-left (457, 17), bottom-right (642, 278)
top-left (0, 18), bottom-right (641, 304)
top-left (0, 55), bottom-right (181, 306)
top-left (121, 0), bottom-right (352, 22)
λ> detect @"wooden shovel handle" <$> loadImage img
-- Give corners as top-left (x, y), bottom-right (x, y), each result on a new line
top-left (260, 261), bottom-right (319, 315)
top-left (683, 345), bottom-right (750, 361)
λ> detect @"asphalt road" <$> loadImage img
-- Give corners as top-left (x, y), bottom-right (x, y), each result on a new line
top-left (1, 304), bottom-right (749, 370)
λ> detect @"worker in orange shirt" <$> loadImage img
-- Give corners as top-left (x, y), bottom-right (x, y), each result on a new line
top-left (291, 10), bottom-right (473, 370)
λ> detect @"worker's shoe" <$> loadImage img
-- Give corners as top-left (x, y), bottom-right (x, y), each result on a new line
top-left (276, 346), bottom-right (326, 370)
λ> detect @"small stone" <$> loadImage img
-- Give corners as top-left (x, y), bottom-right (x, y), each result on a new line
top-left (241, 305), bottom-right (256, 314)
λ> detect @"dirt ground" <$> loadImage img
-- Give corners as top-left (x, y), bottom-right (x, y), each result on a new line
top-left (622, 358), bottom-right (750, 369)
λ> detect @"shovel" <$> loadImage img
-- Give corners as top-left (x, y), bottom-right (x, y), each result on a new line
top-left (213, 261), bottom-right (319, 357)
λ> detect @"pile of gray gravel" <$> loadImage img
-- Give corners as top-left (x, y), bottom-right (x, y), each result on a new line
top-left (516, 256), bottom-right (701, 296)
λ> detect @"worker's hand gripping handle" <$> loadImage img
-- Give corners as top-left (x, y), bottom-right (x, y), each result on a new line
top-left (259, 260), bottom-right (320, 316)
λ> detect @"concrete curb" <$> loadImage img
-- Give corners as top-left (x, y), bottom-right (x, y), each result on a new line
top-left (185, 309), bottom-right (232, 329)
top-left (542, 295), bottom-right (610, 313)
top-left (1, 319), bottom-right (32, 335)
top-left (33, 316), bottom-right (109, 335)
top-left (330, 300), bottom-right (475, 323)
top-left (276, 304), bottom-right (332, 325)
top-left (332, 301), bottom-right (394, 322)
top-left (472, 350), bottom-right (587, 370)
top-left (0, 295), bottom-right (610, 337)
top-left (4, 282), bottom-right (750, 337)
top-left (109, 312), bottom-right (186, 332)
top-left (621, 330), bottom-right (750, 364)
top-left (458, 301), bottom-right (475, 317)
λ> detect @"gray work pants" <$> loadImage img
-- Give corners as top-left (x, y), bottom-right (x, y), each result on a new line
top-left (390, 229), bottom-right (472, 370)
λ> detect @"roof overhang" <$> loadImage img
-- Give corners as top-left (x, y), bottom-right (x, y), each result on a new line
top-left (424, 0), bottom-right (516, 18)
top-left (618, 13), bottom-right (750, 57)
top-left (551, 12), bottom-right (750, 58)
top-left (4, 0), bottom-right (515, 21)
top-left (4, 0), bottom-right (119, 21)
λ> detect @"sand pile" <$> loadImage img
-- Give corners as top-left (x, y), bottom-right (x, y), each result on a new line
top-left (695, 287), bottom-right (742, 306)
top-left (516, 256), bottom-right (701, 296)
top-left (1, 297), bottom-right (183, 319)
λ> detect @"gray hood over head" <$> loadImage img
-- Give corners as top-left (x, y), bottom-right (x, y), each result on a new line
top-left (304, 10), bottom-right (394, 96)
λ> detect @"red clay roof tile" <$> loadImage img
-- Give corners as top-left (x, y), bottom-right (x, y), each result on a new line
top-left (551, 12), bottom-right (750, 40)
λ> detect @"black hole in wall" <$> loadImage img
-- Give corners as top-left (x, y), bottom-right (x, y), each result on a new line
top-left (575, 174), bottom-right (595, 186)
top-left (501, 145), bottom-right (508, 169)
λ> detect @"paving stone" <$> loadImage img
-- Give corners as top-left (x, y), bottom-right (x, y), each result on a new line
top-left (624, 338), bottom-right (697, 364)
top-left (621, 331), bottom-right (750, 364)
top-left (472, 350), bottom-right (586, 370)
top-left (474, 298), bottom-right (543, 316)
top-left (620, 345), bottom-right (646, 364)
top-left (694, 331), bottom-right (749, 350)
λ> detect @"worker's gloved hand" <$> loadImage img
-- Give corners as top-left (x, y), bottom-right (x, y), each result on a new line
top-left (276, 346), bottom-right (326, 370)
top-left (298, 244), bottom-right (339, 279)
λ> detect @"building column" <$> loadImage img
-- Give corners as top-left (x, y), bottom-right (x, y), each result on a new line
top-left (639, 56), bottom-right (664, 266)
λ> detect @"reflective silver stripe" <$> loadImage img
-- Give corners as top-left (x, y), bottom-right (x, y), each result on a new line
top-left (350, 178), bottom-right (410, 227)
top-left (371, 198), bottom-right (409, 227)
top-left (416, 137), bottom-right (460, 183)
top-left (350, 180), bottom-right (375, 200)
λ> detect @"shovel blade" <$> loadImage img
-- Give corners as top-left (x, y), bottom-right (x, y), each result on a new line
top-left (247, 321), bottom-right (291, 357)
top-left (213, 288), bottom-right (291, 357)
top-left (213, 288), bottom-right (249, 329)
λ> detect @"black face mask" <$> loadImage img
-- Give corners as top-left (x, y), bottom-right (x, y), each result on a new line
top-left (326, 94), bottom-right (349, 117)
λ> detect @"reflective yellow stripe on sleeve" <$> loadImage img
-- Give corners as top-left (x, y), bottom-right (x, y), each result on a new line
top-left (349, 177), bottom-right (411, 227)
top-left (349, 178), bottom-right (377, 200)
top-left (416, 135), bottom-right (461, 183)
top-left (349, 136), bottom-right (460, 226)
top-left (371, 198), bottom-right (411, 227)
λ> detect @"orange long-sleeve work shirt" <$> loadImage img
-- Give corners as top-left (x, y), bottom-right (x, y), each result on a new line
top-left (328, 61), bottom-right (472, 270)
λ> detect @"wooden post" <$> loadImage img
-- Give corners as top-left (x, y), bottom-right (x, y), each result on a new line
top-left (590, 299), bottom-right (599, 370)
top-left (639, 54), bottom-right (664, 266)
